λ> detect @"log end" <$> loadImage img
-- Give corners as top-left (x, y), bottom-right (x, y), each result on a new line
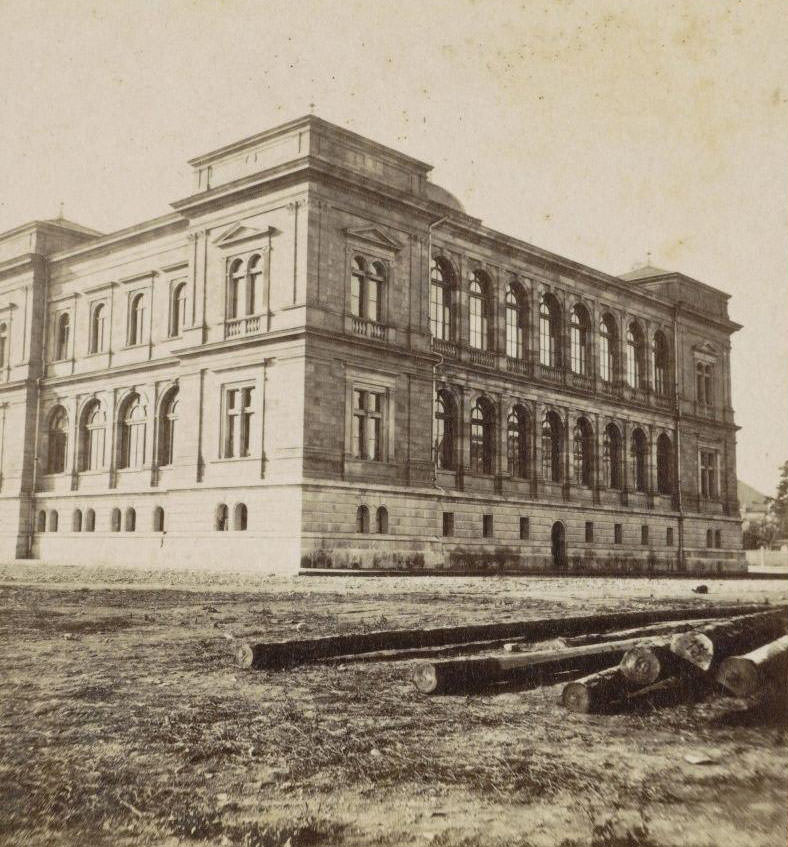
top-left (234, 642), bottom-right (254, 669)
top-left (671, 632), bottom-right (714, 671)
top-left (716, 657), bottom-right (761, 698)
top-left (412, 663), bottom-right (439, 694)
top-left (620, 646), bottom-right (661, 686)
top-left (562, 682), bottom-right (591, 714)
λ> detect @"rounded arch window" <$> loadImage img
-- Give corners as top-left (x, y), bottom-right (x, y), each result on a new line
top-left (90, 303), bottom-right (106, 353)
top-left (656, 433), bottom-right (673, 494)
top-left (111, 508), bottom-right (121, 532)
top-left (506, 405), bottom-right (529, 479)
top-left (573, 417), bottom-right (594, 487)
top-left (125, 507), bottom-right (136, 532)
top-left (170, 282), bottom-right (187, 337)
top-left (228, 259), bottom-right (245, 319)
top-left (625, 322), bottom-right (645, 388)
top-left (80, 400), bottom-right (107, 472)
top-left (48, 510), bottom-right (59, 532)
top-left (653, 331), bottom-right (669, 397)
top-left (47, 406), bottom-right (68, 474)
top-left (356, 505), bottom-right (370, 534)
top-left (56, 312), bottom-right (70, 360)
top-left (504, 281), bottom-right (527, 360)
top-left (215, 503), bottom-right (229, 532)
top-left (158, 388), bottom-right (179, 467)
top-left (247, 255), bottom-right (263, 316)
top-left (599, 313), bottom-right (618, 383)
top-left (469, 271), bottom-right (492, 351)
top-left (541, 411), bottom-right (563, 483)
top-left (603, 423), bottom-right (622, 489)
top-left (234, 503), bottom-right (248, 531)
top-left (72, 509), bottom-right (83, 532)
top-left (153, 506), bottom-right (165, 532)
top-left (36, 510), bottom-right (47, 533)
top-left (569, 304), bottom-right (591, 376)
top-left (430, 257), bottom-right (456, 341)
top-left (470, 398), bottom-right (494, 475)
top-left (85, 508), bottom-right (96, 532)
top-left (0, 321), bottom-right (7, 369)
top-left (119, 394), bottom-right (146, 469)
top-left (435, 390), bottom-right (457, 471)
top-left (128, 293), bottom-right (146, 346)
top-left (630, 428), bottom-right (648, 492)
top-left (376, 506), bottom-right (388, 534)
top-left (539, 294), bottom-right (560, 368)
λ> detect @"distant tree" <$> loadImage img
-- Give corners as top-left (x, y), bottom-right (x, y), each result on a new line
top-left (742, 514), bottom-right (778, 550)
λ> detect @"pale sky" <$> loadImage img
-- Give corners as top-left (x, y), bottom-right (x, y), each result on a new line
top-left (0, 0), bottom-right (785, 495)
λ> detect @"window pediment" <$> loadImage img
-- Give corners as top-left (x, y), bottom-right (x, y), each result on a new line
top-left (344, 226), bottom-right (402, 252)
top-left (692, 341), bottom-right (717, 361)
top-left (213, 222), bottom-right (277, 249)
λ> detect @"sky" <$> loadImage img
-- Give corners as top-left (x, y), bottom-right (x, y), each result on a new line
top-left (0, 0), bottom-right (785, 495)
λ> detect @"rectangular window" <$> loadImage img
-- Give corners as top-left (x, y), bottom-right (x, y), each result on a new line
top-left (519, 516), bottom-right (530, 540)
top-left (585, 521), bottom-right (594, 543)
top-left (442, 512), bottom-right (454, 537)
top-left (614, 523), bottom-right (623, 545)
top-left (482, 514), bottom-right (493, 538)
top-left (224, 385), bottom-right (254, 458)
top-left (700, 450), bottom-right (718, 499)
top-left (641, 525), bottom-right (649, 545)
top-left (352, 389), bottom-right (383, 461)
top-left (666, 527), bottom-right (674, 547)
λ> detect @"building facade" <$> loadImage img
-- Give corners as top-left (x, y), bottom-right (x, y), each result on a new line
top-left (0, 117), bottom-right (745, 574)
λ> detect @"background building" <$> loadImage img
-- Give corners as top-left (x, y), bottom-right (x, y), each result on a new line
top-left (0, 117), bottom-right (745, 573)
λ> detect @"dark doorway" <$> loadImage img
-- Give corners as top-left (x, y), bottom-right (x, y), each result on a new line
top-left (551, 521), bottom-right (567, 569)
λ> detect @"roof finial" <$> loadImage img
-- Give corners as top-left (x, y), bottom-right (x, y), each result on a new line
top-left (58, 201), bottom-right (64, 221)
top-left (308, 101), bottom-right (316, 115)
top-left (646, 249), bottom-right (652, 266)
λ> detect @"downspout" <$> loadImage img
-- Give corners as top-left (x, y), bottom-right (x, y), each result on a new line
top-left (29, 259), bottom-right (49, 556)
top-left (672, 305), bottom-right (685, 571)
top-left (427, 216), bottom-right (448, 488)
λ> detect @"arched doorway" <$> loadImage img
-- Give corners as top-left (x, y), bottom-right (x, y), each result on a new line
top-left (551, 521), bottom-right (567, 569)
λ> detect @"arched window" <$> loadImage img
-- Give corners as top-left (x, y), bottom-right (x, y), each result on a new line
top-left (350, 257), bottom-right (385, 323)
top-left (573, 417), bottom-right (593, 487)
top-left (215, 503), bottom-right (228, 531)
top-left (653, 332), bottom-right (669, 397)
top-left (49, 510), bottom-right (59, 532)
top-left (111, 507), bottom-right (121, 532)
top-left (170, 283), bottom-right (187, 337)
top-left (85, 508), bottom-right (95, 532)
top-left (430, 258), bottom-right (455, 341)
top-left (696, 362), bottom-right (713, 405)
top-left (507, 405), bottom-right (529, 479)
top-left (72, 509), bottom-right (82, 532)
top-left (153, 506), bottom-right (165, 532)
top-left (541, 412), bottom-right (563, 483)
top-left (539, 294), bottom-right (560, 368)
top-left (0, 322), bottom-right (7, 369)
top-left (706, 528), bottom-right (713, 548)
top-left (36, 510), bottom-right (46, 532)
top-left (228, 259), bottom-right (245, 319)
top-left (469, 271), bottom-right (492, 350)
top-left (356, 505), bottom-right (370, 534)
top-left (599, 314), bottom-right (618, 383)
top-left (569, 304), bottom-right (591, 375)
top-left (434, 390), bottom-right (457, 471)
top-left (247, 255), bottom-right (262, 316)
top-left (234, 503), bottom-right (248, 531)
top-left (55, 313), bottom-right (70, 360)
top-left (602, 423), bottom-right (622, 489)
top-left (714, 529), bottom-right (722, 548)
top-left (470, 398), bottom-right (494, 475)
top-left (125, 507), bottom-right (136, 532)
top-left (625, 322), bottom-right (645, 388)
top-left (504, 282), bottom-right (526, 359)
top-left (90, 303), bottom-right (106, 354)
top-left (656, 433), bottom-right (673, 494)
top-left (119, 394), bottom-right (146, 469)
top-left (158, 388), bottom-right (178, 467)
top-left (47, 407), bottom-right (68, 474)
top-left (128, 293), bottom-right (146, 346)
top-left (376, 506), bottom-right (389, 534)
top-left (631, 428), bottom-right (648, 492)
top-left (79, 400), bottom-right (106, 471)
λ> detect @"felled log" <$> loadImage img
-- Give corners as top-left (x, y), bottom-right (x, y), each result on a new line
top-left (562, 667), bottom-right (685, 714)
top-left (557, 618), bottom-right (713, 648)
top-left (412, 636), bottom-right (679, 695)
top-left (670, 609), bottom-right (788, 672)
top-left (618, 642), bottom-right (688, 686)
top-left (716, 634), bottom-right (788, 697)
top-left (234, 603), bottom-right (776, 669)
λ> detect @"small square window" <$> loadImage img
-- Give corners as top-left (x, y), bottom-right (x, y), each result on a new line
top-left (519, 517), bottom-right (530, 540)
top-left (614, 523), bottom-right (623, 545)
top-left (585, 521), bottom-right (594, 543)
top-left (666, 527), bottom-right (674, 547)
top-left (641, 525), bottom-right (649, 545)
top-left (442, 512), bottom-right (454, 537)
top-left (482, 514), bottom-right (493, 538)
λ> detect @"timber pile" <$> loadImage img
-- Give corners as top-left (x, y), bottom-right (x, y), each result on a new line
top-left (412, 608), bottom-right (788, 713)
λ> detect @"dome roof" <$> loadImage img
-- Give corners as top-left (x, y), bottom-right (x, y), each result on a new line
top-left (425, 182), bottom-right (465, 214)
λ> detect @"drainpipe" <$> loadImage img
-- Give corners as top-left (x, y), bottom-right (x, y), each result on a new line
top-left (427, 216), bottom-right (448, 487)
top-left (672, 305), bottom-right (685, 571)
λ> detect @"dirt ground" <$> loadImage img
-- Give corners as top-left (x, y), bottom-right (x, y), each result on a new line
top-left (0, 563), bottom-right (786, 847)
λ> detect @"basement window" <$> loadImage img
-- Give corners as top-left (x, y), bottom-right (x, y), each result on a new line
top-left (519, 517), bottom-right (529, 540)
top-left (614, 523), bottom-right (622, 545)
top-left (641, 525), bottom-right (649, 545)
top-left (442, 512), bottom-right (454, 537)
top-left (482, 514), bottom-right (493, 538)
top-left (666, 527), bottom-right (674, 547)
top-left (585, 521), bottom-right (594, 543)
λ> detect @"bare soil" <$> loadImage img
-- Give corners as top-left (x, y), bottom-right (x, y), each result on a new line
top-left (0, 563), bottom-right (786, 847)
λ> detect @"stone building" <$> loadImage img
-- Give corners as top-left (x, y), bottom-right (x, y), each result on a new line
top-left (0, 116), bottom-right (745, 574)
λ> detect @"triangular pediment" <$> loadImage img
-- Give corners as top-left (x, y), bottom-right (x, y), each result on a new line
top-left (692, 341), bottom-right (718, 360)
top-left (344, 226), bottom-right (402, 252)
top-left (213, 222), bottom-right (275, 248)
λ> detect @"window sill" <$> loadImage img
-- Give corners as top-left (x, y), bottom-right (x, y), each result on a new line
top-left (209, 456), bottom-right (256, 464)
top-left (123, 343), bottom-right (147, 351)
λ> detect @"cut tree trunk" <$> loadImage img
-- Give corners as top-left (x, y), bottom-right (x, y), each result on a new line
top-left (619, 643), bottom-right (687, 686)
top-left (715, 634), bottom-right (788, 697)
top-left (412, 635), bottom-right (683, 695)
top-left (558, 618), bottom-right (712, 647)
top-left (670, 610), bottom-right (788, 672)
top-left (235, 603), bottom-right (777, 669)
top-left (562, 667), bottom-right (685, 714)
